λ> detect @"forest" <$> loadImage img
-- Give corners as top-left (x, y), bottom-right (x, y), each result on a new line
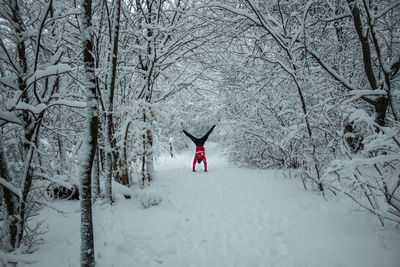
top-left (0, 0), bottom-right (399, 266)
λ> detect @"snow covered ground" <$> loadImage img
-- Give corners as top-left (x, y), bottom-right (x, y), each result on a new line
top-left (27, 144), bottom-right (399, 267)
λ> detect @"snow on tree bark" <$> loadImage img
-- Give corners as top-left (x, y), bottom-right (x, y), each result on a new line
top-left (92, 148), bottom-right (100, 199)
top-left (79, 0), bottom-right (98, 266)
top-left (104, 0), bottom-right (122, 202)
top-left (0, 138), bottom-right (18, 251)
top-left (5, 0), bottom-right (42, 249)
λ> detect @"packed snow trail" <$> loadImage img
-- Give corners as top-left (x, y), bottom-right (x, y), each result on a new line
top-left (30, 144), bottom-right (399, 267)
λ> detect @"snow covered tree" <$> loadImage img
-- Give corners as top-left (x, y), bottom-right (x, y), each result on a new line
top-left (205, 0), bottom-right (326, 192)
top-left (303, 0), bottom-right (400, 225)
top-left (79, 0), bottom-right (97, 265)
top-left (103, 0), bottom-right (122, 202)
top-left (0, 0), bottom-right (74, 252)
top-left (90, 0), bottom-right (219, 186)
top-left (305, 0), bottom-right (400, 127)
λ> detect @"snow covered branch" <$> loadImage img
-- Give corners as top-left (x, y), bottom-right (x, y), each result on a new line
top-left (0, 177), bottom-right (21, 200)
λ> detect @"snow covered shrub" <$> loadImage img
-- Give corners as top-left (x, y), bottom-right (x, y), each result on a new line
top-left (323, 110), bottom-right (400, 226)
top-left (47, 184), bottom-right (80, 200)
top-left (219, 83), bottom-right (306, 169)
top-left (112, 101), bottom-right (158, 187)
top-left (155, 104), bottom-right (188, 156)
top-left (0, 128), bottom-right (46, 253)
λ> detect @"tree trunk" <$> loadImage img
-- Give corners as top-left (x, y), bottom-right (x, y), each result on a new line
top-left (16, 138), bottom-right (36, 248)
top-left (347, 0), bottom-right (389, 127)
top-left (140, 108), bottom-right (154, 187)
top-left (57, 135), bottom-right (66, 173)
top-left (80, 0), bottom-right (97, 265)
top-left (0, 139), bottom-right (18, 251)
top-left (104, 0), bottom-right (122, 199)
top-left (145, 128), bottom-right (154, 183)
top-left (92, 148), bottom-right (100, 199)
top-left (374, 97), bottom-right (389, 127)
top-left (9, 0), bottom-right (39, 248)
top-left (104, 134), bottom-right (113, 202)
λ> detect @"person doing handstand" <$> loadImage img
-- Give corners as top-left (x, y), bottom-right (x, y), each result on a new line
top-left (183, 125), bottom-right (216, 172)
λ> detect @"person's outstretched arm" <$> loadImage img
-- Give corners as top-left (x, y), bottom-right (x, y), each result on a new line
top-left (200, 125), bottom-right (216, 143)
top-left (183, 130), bottom-right (198, 144)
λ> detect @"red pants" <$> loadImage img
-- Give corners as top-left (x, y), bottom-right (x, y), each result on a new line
top-left (193, 146), bottom-right (207, 171)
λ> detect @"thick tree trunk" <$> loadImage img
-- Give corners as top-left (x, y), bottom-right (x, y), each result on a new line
top-left (80, 0), bottom-right (97, 265)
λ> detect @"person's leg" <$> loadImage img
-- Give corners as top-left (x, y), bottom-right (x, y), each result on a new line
top-left (203, 156), bottom-right (207, 171)
top-left (192, 156), bottom-right (197, 171)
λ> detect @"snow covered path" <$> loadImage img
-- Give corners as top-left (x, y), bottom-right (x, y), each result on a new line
top-left (31, 145), bottom-right (399, 267)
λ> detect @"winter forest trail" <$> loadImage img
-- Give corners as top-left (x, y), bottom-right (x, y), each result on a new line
top-left (31, 144), bottom-right (399, 267)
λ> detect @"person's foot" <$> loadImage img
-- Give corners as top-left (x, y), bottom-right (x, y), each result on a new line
top-left (193, 170), bottom-right (196, 172)
top-left (205, 170), bottom-right (207, 172)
